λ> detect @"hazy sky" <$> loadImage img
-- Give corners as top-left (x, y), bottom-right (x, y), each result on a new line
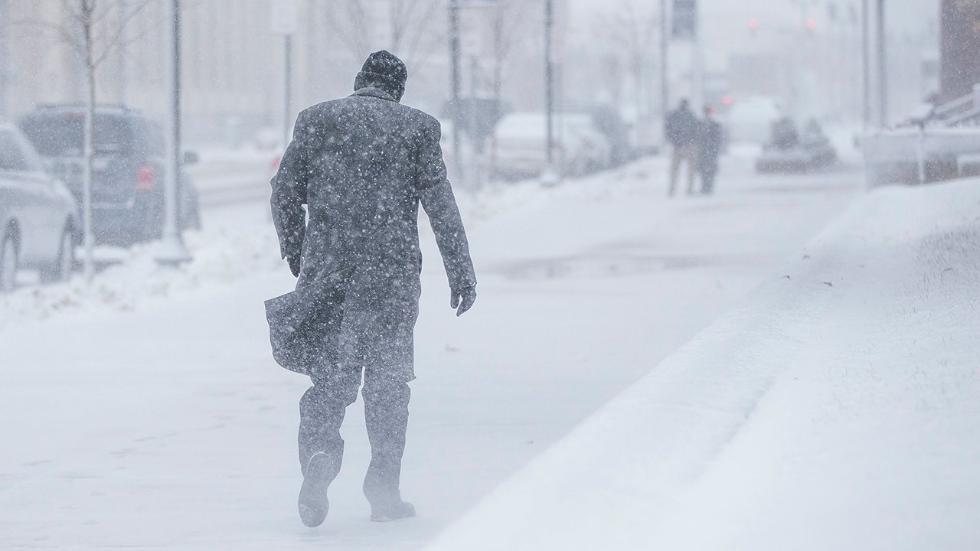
top-left (565, 0), bottom-right (938, 73)
top-left (568, 0), bottom-right (936, 34)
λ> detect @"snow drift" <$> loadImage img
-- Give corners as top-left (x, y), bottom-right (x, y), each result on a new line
top-left (425, 178), bottom-right (980, 551)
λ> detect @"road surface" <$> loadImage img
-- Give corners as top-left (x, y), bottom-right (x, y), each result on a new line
top-left (0, 156), bottom-right (861, 549)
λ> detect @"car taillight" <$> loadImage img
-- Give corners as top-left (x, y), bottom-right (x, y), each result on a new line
top-left (136, 165), bottom-right (156, 191)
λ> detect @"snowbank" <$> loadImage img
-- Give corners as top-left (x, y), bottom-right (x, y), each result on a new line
top-left (424, 178), bottom-right (980, 551)
top-left (0, 205), bottom-right (283, 328)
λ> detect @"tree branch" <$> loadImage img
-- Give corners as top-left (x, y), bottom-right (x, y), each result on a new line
top-left (91, 0), bottom-right (152, 67)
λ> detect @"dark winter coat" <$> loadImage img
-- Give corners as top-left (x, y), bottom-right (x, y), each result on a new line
top-left (698, 118), bottom-right (723, 171)
top-left (665, 107), bottom-right (700, 147)
top-left (266, 69), bottom-right (476, 376)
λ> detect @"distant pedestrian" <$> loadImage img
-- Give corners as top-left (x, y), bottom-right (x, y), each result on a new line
top-left (664, 98), bottom-right (700, 196)
top-left (266, 50), bottom-right (477, 528)
top-left (698, 106), bottom-right (724, 195)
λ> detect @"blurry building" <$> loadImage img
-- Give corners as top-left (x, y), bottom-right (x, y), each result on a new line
top-left (0, 0), bottom-right (280, 144)
top-left (940, 0), bottom-right (980, 101)
top-left (0, 0), bottom-right (571, 147)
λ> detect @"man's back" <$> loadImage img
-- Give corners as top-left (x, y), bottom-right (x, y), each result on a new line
top-left (271, 85), bottom-right (474, 300)
top-left (291, 90), bottom-right (436, 276)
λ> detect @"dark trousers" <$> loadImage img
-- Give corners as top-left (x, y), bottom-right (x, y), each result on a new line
top-left (297, 276), bottom-right (420, 508)
top-left (699, 159), bottom-right (719, 194)
top-left (669, 144), bottom-right (698, 196)
top-left (299, 363), bottom-right (412, 508)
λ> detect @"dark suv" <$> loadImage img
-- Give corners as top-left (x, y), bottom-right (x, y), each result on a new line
top-left (18, 105), bottom-right (200, 245)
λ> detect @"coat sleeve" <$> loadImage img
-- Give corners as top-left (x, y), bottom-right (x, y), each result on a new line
top-left (416, 118), bottom-right (477, 291)
top-left (270, 109), bottom-right (317, 261)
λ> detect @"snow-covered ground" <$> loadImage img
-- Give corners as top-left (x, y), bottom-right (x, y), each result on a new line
top-left (0, 156), bottom-right (860, 549)
top-left (426, 176), bottom-right (980, 551)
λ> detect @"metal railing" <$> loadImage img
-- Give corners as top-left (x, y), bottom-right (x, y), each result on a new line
top-left (927, 84), bottom-right (980, 128)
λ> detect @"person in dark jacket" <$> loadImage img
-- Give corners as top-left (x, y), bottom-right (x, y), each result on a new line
top-left (267, 50), bottom-right (477, 528)
top-left (697, 106), bottom-right (724, 195)
top-left (664, 98), bottom-right (700, 197)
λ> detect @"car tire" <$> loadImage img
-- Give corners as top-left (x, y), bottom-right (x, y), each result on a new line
top-left (40, 225), bottom-right (75, 284)
top-left (0, 230), bottom-right (18, 294)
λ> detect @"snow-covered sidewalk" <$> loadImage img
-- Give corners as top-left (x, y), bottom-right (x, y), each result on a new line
top-left (0, 157), bottom-right (859, 549)
top-left (425, 177), bottom-right (980, 551)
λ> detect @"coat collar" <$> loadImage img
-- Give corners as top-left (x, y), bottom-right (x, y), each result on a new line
top-left (352, 87), bottom-right (398, 103)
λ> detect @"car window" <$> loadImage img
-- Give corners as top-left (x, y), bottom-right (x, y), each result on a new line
top-left (0, 130), bottom-right (39, 172)
top-left (135, 119), bottom-right (165, 156)
top-left (19, 112), bottom-right (134, 157)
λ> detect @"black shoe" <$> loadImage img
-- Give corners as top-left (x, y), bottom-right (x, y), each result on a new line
top-left (298, 452), bottom-right (333, 527)
top-left (370, 500), bottom-right (416, 522)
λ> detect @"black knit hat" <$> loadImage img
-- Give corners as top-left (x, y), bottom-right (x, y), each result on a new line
top-left (354, 50), bottom-right (408, 101)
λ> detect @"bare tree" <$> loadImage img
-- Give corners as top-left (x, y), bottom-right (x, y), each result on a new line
top-left (594, 0), bottom-right (660, 122)
top-left (325, 0), bottom-right (444, 69)
top-left (387, 0), bottom-right (443, 68)
top-left (26, 0), bottom-right (150, 282)
top-left (323, 0), bottom-right (372, 62)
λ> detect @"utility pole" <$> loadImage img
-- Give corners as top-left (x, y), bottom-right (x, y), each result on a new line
top-left (542, 0), bottom-right (558, 184)
top-left (270, 0), bottom-right (298, 146)
top-left (468, 54), bottom-right (483, 188)
top-left (875, 0), bottom-right (888, 127)
top-left (448, 0), bottom-right (464, 185)
top-left (155, 0), bottom-right (191, 266)
top-left (692, 0), bottom-right (704, 109)
top-left (0, 0), bottom-right (10, 119)
top-left (660, 0), bottom-right (669, 123)
top-left (861, 0), bottom-right (871, 128)
top-left (284, 34), bottom-right (293, 147)
top-left (117, 0), bottom-right (129, 104)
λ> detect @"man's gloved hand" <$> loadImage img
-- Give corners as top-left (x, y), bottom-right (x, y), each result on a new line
top-left (287, 254), bottom-right (302, 278)
top-left (450, 285), bottom-right (477, 317)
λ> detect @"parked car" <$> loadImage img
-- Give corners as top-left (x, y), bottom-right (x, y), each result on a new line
top-left (18, 104), bottom-right (200, 246)
top-left (0, 124), bottom-right (79, 292)
top-left (755, 118), bottom-right (837, 173)
top-left (493, 112), bottom-right (612, 180)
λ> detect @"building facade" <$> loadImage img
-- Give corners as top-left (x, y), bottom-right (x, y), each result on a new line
top-left (941, 0), bottom-right (980, 101)
top-left (0, 1), bottom-right (570, 146)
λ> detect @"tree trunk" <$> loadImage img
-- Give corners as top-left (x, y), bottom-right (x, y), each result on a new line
top-left (490, 55), bottom-right (502, 181)
top-left (82, 15), bottom-right (96, 283)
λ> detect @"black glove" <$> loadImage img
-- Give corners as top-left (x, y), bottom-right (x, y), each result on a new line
top-left (287, 254), bottom-right (302, 278)
top-left (450, 285), bottom-right (477, 317)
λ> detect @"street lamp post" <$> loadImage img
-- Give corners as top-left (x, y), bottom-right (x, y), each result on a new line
top-left (875, 0), bottom-right (888, 127)
top-left (0, 0), bottom-right (11, 123)
top-left (660, 0), bottom-right (669, 124)
top-left (448, 0), bottom-right (464, 185)
top-left (270, 0), bottom-right (298, 147)
top-left (155, 0), bottom-right (191, 266)
top-left (541, 0), bottom-right (559, 185)
top-left (862, 0), bottom-right (871, 128)
top-left (284, 34), bottom-right (293, 148)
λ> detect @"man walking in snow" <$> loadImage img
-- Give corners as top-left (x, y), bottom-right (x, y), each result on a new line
top-left (266, 50), bottom-right (477, 527)
top-left (664, 98), bottom-right (700, 196)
